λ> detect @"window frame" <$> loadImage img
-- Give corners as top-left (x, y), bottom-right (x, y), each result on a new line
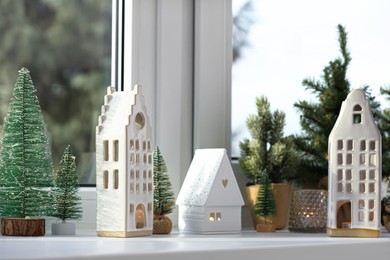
top-left (111, 0), bottom-right (232, 196)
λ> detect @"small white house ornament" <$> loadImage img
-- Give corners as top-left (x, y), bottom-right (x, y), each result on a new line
top-left (328, 88), bottom-right (381, 237)
top-left (96, 85), bottom-right (153, 237)
top-left (176, 149), bottom-right (244, 234)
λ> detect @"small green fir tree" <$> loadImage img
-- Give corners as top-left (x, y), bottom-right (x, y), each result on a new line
top-left (0, 67), bottom-right (54, 218)
top-left (153, 146), bottom-right (175, 216)
top-left (254, 172), bottom-right (277, 224)
top-left (52, 145), bottom-right (82, 223)
top-left (239, 95), bottom-right (299, 184)
top-left (293, 24), bottom-right (380, 187)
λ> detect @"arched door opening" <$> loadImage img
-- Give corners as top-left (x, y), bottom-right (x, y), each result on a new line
top-left (136, 204), bottom-right (146, 229)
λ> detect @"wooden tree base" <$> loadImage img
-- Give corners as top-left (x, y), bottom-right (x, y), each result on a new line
top-left (153, 215), bottom-right (172, 235)
top-left (1, 218), bottom-right (45, 236)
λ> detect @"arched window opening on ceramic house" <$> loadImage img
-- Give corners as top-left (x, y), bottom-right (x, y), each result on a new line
top-left (113, 140), bottom-right (119, 161)
top-left (136, 153), bottom-right (140, 165)
top-left (130, 204), bottom-right (134, 215)
top-left (135, 113), bottom-right (145, 130)
top-left (113, 170), bottom-right (119, 189)
top-left (103, 170), bottom-right (109, 189)
top-left (143, 154), bottom-right (147, 165)
top-left (103, 140), bottom-right (109, 161)
top-left (336, 200), bottom-right (351, 228)
top-left (353, 104), bottom-right (363, 124)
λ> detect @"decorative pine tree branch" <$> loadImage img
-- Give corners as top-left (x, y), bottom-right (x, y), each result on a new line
top-left (239, 96), bottom-right (299, 185)
top-left (293, 24), bottom-right (381, 188)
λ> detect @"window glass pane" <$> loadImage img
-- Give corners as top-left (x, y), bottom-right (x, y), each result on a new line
top-left (0, 0), bottom-right (112, 185)
top-left (231, 0), bottom-right (390, 158)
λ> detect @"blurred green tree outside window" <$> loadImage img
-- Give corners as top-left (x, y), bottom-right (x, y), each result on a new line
top-left (0, 0), bottom-right (112, 185)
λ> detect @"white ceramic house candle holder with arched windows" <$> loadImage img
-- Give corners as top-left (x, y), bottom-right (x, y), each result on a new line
top-left (328, 88), bottom-right (381, 237)
top-left (96, 85), bottom-right (153, 237)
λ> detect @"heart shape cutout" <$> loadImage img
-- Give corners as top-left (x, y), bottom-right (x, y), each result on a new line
top-left (222, 179), bottom-right (228, 188)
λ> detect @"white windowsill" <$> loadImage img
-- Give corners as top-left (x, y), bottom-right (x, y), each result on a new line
top-left (3, 187), bottom-right (389, 259)
top-left (0, 229), bottom-right (389, 260)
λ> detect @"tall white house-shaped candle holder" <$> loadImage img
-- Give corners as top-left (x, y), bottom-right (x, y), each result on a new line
top-left (328, 88), bottom-right (381, 237)
top-left (176, 149), bottom-right (244, 234)
top-left (96, 85), bottom-right (153, 237)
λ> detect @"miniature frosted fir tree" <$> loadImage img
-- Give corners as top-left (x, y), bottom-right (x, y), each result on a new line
top-left (153, 146), bottom-right (175, 234)
top-left (254, 172), bottom-right (277, 232)
top-left (52, 145), bottom-right (82, 235)
top-left (0, 67), bottom-right (54, 236)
